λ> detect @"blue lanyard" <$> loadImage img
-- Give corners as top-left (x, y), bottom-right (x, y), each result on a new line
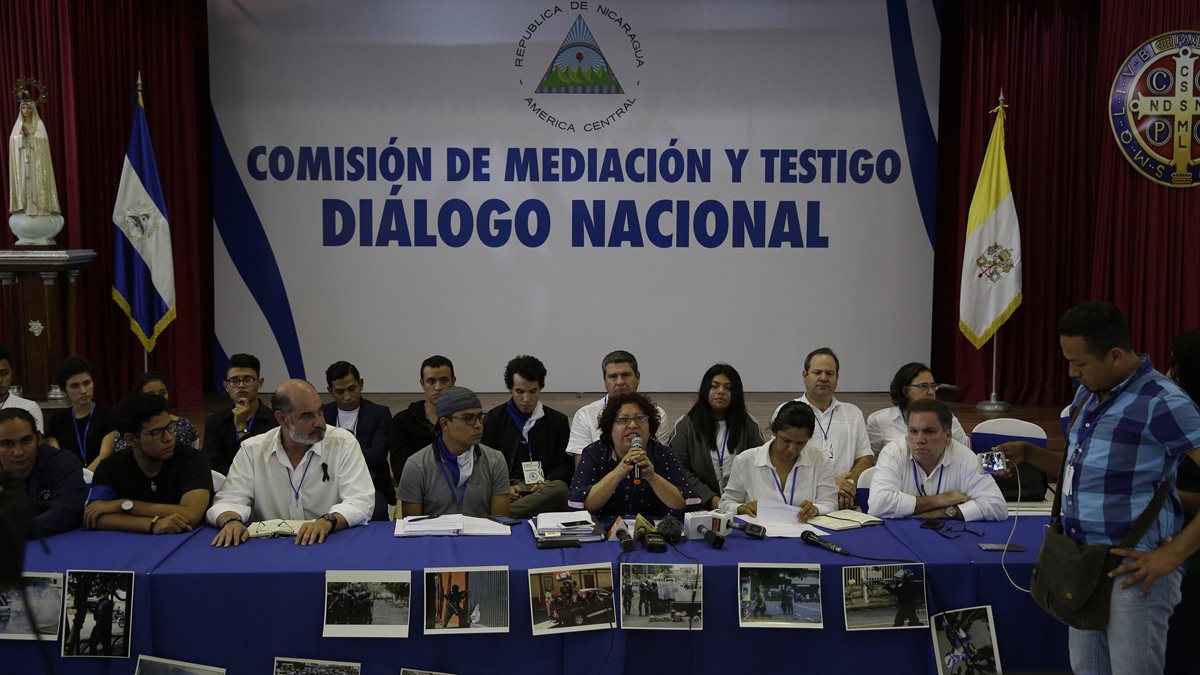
top-left (72, 403), bottom-right (94, 463)
top-left (911, 461), bottom-right (944, 496)
top-left (285, 452), bottom-right (315, 502)
top-left (771, 464), bottom-right (799, 506)
top-left (436, 440), bottom-right (467, 507)
top-left (235, 413), bottom-right (257, 448)
top-left (715, 426), bottom-right (730, 470)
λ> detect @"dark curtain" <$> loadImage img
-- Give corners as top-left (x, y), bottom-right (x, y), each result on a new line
top-left (933, 0), bottom-right (1200, 405)
top-left (0, 0), bottom-right (211, 406)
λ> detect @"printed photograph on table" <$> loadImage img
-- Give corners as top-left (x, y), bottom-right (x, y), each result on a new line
top-left (423, 566), bottom-right (509, 634)
top-left (0, 572), bottom-right (63, 640)
top-left (61, 569), bottom-right (134, 658)
top-left (135, 655), bottom-right (227, 675)
top-left (273, 656), bottom-right (361, 674)
top-left (323, 570), bottom-right (411, 638)
top-left (738, 563), bottom-right (822, 628)
top-left (932, 605), bottom-right (1003, 675)
top-left (528, 562), bottom-right (616, 635)
top-left (400, 669), bottom-right (456, 675)
top-left (619, 563), bottom-right (703, 630)
top-left (842, 563), bottom-right (928, 631)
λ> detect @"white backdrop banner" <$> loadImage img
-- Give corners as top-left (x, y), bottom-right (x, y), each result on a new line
top-left (208, 0), bottom-right (941, 393)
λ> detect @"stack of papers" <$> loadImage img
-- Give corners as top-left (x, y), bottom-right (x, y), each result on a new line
top-left (807, 509), bottom-right (884, 531)
top-left (393, 514), bottom-right (512, 537)
top-left (530, 512), bottom-right (605, 543)
top-left (735, 503), bottom-right (829, 538)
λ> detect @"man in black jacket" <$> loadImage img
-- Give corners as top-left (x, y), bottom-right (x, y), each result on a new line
top-left (323, 361), bottom-right (393, 520)
top-left (389, 355), bottom-right (455, 488)
top-left (481, 355), bottom-right (571, 519)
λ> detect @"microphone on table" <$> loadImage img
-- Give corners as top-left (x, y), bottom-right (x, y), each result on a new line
top-left (656, 516), bottom-right (683, 545)
top-left (801, 530), bottom-right (849, 556)
top-left (697, 523), bottom-right (726, 549)
top-left (730, 519), bottom-right (767, 539)
top-left (615, 527), bottom-right (635, 552)
top-left (633, 513), bottom-right (666, 553)
top-left (631, 436), bottom-right (644, 484)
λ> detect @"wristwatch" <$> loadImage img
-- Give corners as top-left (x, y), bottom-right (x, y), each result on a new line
top-left (120, 499), bottom-right (135, 513)
top-left (944, 505), bottom-right (960, 519)
top-left (320, 513), bottom-right (338, 529)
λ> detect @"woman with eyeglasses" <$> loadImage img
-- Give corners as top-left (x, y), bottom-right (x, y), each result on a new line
top-left (718, 401), bottom-right (838, 522)
top-left (567, 392), bottom-right (700, 518)
top-left (670, 364), bottom-right (765, 510)
top-left (866, 362), bottom-right (970, 454)
top-left (113, 371), bottom-right (200, 452)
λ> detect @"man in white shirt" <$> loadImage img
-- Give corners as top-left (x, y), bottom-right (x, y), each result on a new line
top-left (773, 347), bottom-right (874, 508)
top-left (566, 350), bottom-right (670, 465)
top-left (208, 379), bottom-right (376, 546)
top-left (868, 398), bottom-right (1007, 522)
top-left (0, 346), bottom-right (44, 433)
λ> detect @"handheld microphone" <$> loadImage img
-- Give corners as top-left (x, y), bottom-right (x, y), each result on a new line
top-left (730, 519), bottom-right (767, 539)
top-left (656, 516), bottom-right (683, 544)
top-left (615, 527), bottom-right (635, 552)
top-left (633, 513), bottom-right (656, 540)
top-left (633, 513), bottom-right (666, 552)
top-left (697, 523), bottom-right (726, 549)
top-left (801, 530), bottom-right (849, 555)
top-left (631, 436), bottom-right (644, 484)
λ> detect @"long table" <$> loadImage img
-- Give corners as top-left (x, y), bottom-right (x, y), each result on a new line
top-left (6, 516), bottom-right (1070, 674)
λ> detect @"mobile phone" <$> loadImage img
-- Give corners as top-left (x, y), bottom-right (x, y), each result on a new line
top-left (488, 515), bottom-right (521, 526)
top-left (978, 451), bottom-right (1008, 474)
top-left (978, 543), bottom-right (1024, 552)
top-left (536, 538), bottom-right (581, 549)
top-left (558, 520), bottom-right (592, 528)
top-left (920, 520), bottom-right (945, 530)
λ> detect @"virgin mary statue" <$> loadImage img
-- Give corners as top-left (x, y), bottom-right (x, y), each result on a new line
top-left (8, 79), bottom-right (64, 245)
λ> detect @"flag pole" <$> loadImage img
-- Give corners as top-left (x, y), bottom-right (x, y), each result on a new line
top-left (976, 329), bottom-right (1012, 412)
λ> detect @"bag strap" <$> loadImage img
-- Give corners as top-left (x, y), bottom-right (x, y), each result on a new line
top-left (1050, 394), bottom-right (1092, 522)
top-left (1117, 480), bottom-right (1173, 549)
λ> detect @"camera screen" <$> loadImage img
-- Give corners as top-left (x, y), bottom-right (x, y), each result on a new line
top-left (978, 451), bottom-right (1007, 474)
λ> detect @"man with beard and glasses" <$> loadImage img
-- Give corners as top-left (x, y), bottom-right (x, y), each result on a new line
top-left (207, 379), bottom-right (375, 547)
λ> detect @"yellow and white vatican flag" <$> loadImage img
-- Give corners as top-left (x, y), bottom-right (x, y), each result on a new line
top-left (112, 76), bottom-right (176, 352)
top-left (959, 99), bottom-right (1022, 349)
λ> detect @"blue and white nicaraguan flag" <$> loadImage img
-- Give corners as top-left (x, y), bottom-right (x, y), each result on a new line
top-left (959, 97), bottom-right (1022, 349)
top-left (112, 77), bottom-right (175, 352)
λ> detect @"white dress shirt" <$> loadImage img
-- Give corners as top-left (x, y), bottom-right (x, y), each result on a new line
top-left (867, 439), bottom-right (1008, 522)
top-left (0, 392), bottom-right (44, 434)
top-left (866, 405), bottom-right (971, 454)
top-left (771, 394), bottom-right (873, 476)
top-left (206, 426), bottom-right (375, 527)
top-left (718, 440), bottom-right (838, 515)
top-left (565, 396), bottom-right (671, 456)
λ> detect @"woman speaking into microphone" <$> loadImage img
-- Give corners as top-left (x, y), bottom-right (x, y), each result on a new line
top-left (567, 392), bottom-right (701, 518)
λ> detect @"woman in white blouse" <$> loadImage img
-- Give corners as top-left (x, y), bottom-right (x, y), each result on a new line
top-left (719, 401), bottom-right (838, 522)
top-left (866, 362), bottom-right (970, 453)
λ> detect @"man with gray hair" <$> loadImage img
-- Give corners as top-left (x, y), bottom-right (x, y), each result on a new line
top-left (398, 386), bottom-right (510, 518)
top-left (207, 379), bottom-right (375, 547)
top-left (566, 350), bottom-right (671, 465)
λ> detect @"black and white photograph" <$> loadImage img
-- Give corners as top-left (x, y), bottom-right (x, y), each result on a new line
top-left (423, 566), bottom-right (510, 635)
top-left (932, 605), bottom-right (1003, 675)
top-left (738, 563), bottom-right (822, 628)
top-left (842, 563), bottom-right (928, 631)
top-left (323, 570), bottom-right (411, 638)
top-left (619, 563), bottom-right (703, 630)
top-left (528, 563), bottom-right (616, 635)
top-left (273, 656), bottom-right (361, 675)
top-left (135, 655), bottom-right (227, 675)
top-left (0, 572), bottom-right (63, 640)
top-left (61, 569), bottom-right (134, 658)
top-left (400, 670), bottom-right (456, 675)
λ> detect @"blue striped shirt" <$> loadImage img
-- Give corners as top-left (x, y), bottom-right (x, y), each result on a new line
top-left (1061, 358), bottom-right (1200, 550)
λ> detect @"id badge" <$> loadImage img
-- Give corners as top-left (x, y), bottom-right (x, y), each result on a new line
top-left (823, 440), bottom-right (835, 462)
top-left (1062, 461), bottom-right (1075, 498)
top-left (523, 461), bottom-right (545, 485)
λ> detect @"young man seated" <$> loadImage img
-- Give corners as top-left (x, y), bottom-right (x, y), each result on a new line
top-left (83, 392), bottom-right (213, 534)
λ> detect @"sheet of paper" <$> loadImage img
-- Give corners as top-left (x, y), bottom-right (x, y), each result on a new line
top-left (739, 503), bottom-right (828, 538)
top-left (535, 511), bottom-right (595, 531)
top-left (393, 514), bottom-right (464, 536)
top-left (461, 516), bottom-right (512, 536)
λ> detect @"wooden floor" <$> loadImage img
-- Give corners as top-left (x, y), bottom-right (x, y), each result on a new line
top-left (174, 390), bottom-right (1064, 449)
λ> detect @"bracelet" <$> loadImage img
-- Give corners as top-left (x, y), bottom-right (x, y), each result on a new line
top-left (148, 515), bottom-right (160, 534)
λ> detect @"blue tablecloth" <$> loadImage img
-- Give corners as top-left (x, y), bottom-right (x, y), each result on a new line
top-left (7, 518), bottom-right (1071, 675)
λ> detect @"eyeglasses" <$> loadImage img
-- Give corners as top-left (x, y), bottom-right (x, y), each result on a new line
top-left (615, 415), bottom-right (650, 427)
top-left (224, 376), bottom-right (259, 387)
top-left (921, 520), bottom-right (982, 539)
top-left (450, 413), bottom-right (486, 426)
top-left (906, 382), bottom-right (941, 392)
top-left (139, 420), bottom-right (178, 440)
